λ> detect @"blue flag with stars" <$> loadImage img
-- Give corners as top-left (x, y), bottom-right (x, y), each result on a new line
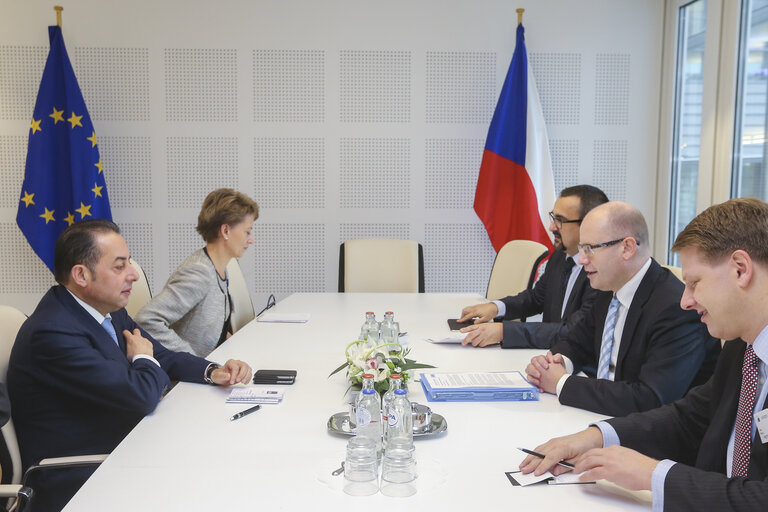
top-left (17, 25), bottom-right (112, 273)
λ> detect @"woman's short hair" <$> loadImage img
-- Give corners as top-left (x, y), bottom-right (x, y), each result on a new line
top-left (196, 188), bottom-right (259, 243)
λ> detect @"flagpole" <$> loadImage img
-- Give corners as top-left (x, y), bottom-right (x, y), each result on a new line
top-left (54, 5), bottom-right (63, 27)
top-left (516, 8), bottom-right (524, 25)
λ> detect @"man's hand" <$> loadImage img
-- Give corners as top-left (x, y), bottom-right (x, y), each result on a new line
top-left (123, 328), bottom-right (154, 360)
top-left (525, 351), bottom-right (566, 393)
top-left (210, 359), bottom-right (252, 386)
top-left (458, 303), bottom-right (498, 324)
top-left (460, 323), bottom-right (503, 347)
top-left (575, 445), bottom-right (658, 490)
top-left (519, 426), bottom-right (604, 476)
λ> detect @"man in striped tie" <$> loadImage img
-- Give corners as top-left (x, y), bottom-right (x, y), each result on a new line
top-left (525, 201), bottom-right (719, 416)
top-left (520, 198), bottom-right (768, 511)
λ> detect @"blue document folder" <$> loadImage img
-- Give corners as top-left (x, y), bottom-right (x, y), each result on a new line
top-left (419, 371), bottom-right (539, 402)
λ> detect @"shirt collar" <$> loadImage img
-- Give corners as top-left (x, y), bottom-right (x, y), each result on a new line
top-left (66, 288), bottom-right (111, 325)
top-left (564, 253), bottom-right (583, 271)
top-left (615, 257), bottom-right (652, 308)
top-left (752, 324), bottom-right (768, 364)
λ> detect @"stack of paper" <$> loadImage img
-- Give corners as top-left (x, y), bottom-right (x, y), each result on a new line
top-left (420, 371), bottom-right (538, 402)
top-left (226, 387), bottom-right (284, 404)
top-left (257, 313), bottom-right (310, 323)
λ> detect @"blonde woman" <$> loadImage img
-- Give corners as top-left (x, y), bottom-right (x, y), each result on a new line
top-left (136, 188), bottom-right (258, 357)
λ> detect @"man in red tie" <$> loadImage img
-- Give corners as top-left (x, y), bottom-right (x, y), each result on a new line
top-left (520, 198), bottom-right (768, 511)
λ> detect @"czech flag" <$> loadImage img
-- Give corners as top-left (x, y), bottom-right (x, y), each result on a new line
top-left (474, 23), bottom-right (555, 253)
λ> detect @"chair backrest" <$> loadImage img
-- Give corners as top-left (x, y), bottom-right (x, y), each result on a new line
top-left (226, 258), bottom-right (255, 333)
top-left (339, 239), bottom-right (425, 293)
top-left (0, 306), bottom-right (28, 485)
top-left (126, 258), bottom-right (152, 318)
top-left (486, 240), bottom-right (549, 301)
top-left (662, 264), bottom-right (683, 282)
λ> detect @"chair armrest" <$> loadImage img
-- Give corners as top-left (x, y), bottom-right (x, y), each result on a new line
top-left (0, 484), bottom-right (23, 498)
top-left (22, 454), bottom-right (108, 484)
top-left (37, 454), bottom-right (108, 467)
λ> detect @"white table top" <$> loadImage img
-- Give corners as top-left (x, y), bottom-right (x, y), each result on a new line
top-left (64, 293), bottom-right (649, 511)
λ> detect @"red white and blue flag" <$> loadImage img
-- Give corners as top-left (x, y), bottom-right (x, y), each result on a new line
top-left (474, 23), bottom-right (555, 253)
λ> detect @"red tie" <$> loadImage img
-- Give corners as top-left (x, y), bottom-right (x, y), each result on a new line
top-left (732, 345), bottom-right (759, 477)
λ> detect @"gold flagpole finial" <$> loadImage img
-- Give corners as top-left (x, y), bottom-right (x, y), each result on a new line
top-left (54, 5), bottom-right (63, 27)
top-left (516, 8), bottom-right (524, 25)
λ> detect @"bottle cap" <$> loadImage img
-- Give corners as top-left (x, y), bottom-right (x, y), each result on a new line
top-left (390, 374), bottom-right (401, 379)
top-left (385, 311), bottom-right (393, 315)
top-left (366, 311), bottom-right (374, 315)
top-left (362, 373), bottom-right (374, 379)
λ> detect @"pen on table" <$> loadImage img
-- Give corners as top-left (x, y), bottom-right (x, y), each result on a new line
top-left (230, 404), bottom-right (261, 421)
top-left (517, 448), bottom-right (575, 469)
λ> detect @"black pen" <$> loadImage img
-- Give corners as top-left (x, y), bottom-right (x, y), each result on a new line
top-left (230, 404), bottom-right (261, 421)
top-left (517, 447), bottom-right (575, 469)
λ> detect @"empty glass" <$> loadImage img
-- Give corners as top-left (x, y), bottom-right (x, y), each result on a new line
top-left (343, 437), bottom-right (378, 496)
top-left (380, 439), bottom-right (417, 497)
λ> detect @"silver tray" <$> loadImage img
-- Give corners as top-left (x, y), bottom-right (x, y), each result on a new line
top-left (327, 412), bottom-right (447, 438)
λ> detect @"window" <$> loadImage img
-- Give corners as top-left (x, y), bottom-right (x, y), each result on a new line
top-left (732, 0), bottom-right (768, 199)
top-left (669, 0), bottom-right (708, 264)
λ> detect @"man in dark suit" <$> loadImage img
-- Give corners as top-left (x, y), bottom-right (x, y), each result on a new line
top-left (7, 219), bottom-right (253, 512)
top-left (459, 185), bottom-right (608, 349)
top-left (525, 201), bottom-right (718, 416)
top-left (520, 198), bottom-right (768, 511)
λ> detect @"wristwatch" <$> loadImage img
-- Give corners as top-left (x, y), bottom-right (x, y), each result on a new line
top-left (204, 363), bottom-right (221, 384)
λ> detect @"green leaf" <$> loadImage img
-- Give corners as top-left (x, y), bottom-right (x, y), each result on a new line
top-left (399, 362), bottom-right (436, 371)
top-left (328, 361), bottom-right (349, 378)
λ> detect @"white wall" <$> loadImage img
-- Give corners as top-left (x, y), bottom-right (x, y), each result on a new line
top-left (0, 0), bottom-right (664, 314)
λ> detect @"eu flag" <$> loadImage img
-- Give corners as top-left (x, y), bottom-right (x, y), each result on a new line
top-left (16, 25), bottom-right (111, 273)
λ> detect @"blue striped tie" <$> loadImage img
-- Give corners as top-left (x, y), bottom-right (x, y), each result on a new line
top-left (597, 295), bottom-right (620, 380)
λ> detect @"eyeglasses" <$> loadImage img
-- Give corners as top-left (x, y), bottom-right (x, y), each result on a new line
top-left (548, 211), bottom-right (582, 229)
top-left (578, 237), bottom-right (639, 257)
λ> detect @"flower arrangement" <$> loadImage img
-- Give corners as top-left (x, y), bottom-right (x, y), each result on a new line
top-left (329, 339), bottom-right (435, 394)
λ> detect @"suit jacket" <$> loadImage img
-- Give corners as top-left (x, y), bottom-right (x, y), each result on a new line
top-left (7, 286), bottom-right (211, 512)
top-left (608, 339), bottom-right (768, 511)
top-left (550, 259), bottom-right (720, 416)
top-left (499, 248), bottom-right (598, 349)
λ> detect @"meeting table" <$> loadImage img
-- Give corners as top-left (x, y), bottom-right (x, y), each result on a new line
top-left (63, 293), bottom-right (650, 511)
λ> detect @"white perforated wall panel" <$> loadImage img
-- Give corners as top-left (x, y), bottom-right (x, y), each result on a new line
top-left (254, 224), bottom-right (325, 299)
top-left (166, 137), bottom-right (239, 208)
top-left (595, 54), bottom-right (631, 126)
top-left (164, 49), bottom-right (238, 122)
top-left (425, 223), bottom-right (495, 293)
top-left (529, 53), bottom-right (581, 125)
top-left (0, 223), bottom-right (55, 294)
top-left (0, 46), bottom-right (46, 119)
top-left (121, 222), bottom-right (155, 290)
top-left (340, 51), bottom-right (411, 123)
top-left (339, 138), bottom-right (410, 208)
top-left (101, 137), bottom-right (152, 209)
top-left (0, 0), bottom-right (663, 314)
top-left (339, 224), bottom-right (411, 244)
top-left (0, 135), bottom-right (26, 207)
top-left (253, 50), bottom-right (325, 122)
top-left (425, 52), bottom-right (496, 124)
top-left (593, 140), bottom-right (628, 201)
top-left (550, 139), bottom-right (580, 192)
top-left (425, 139), bottom-right (484, 209)
top-left (73, 48), bottom-right (150, 121)
top-left (254, 138), bottom-right (325, 209)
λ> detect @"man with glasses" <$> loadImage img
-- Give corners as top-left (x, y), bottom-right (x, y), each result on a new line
top-left (458, 185), bottom-right (608, 349)
top-left (525, 201), bottom-right (718, 416)
top-left (520, 199), bottom-right (768, 510)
